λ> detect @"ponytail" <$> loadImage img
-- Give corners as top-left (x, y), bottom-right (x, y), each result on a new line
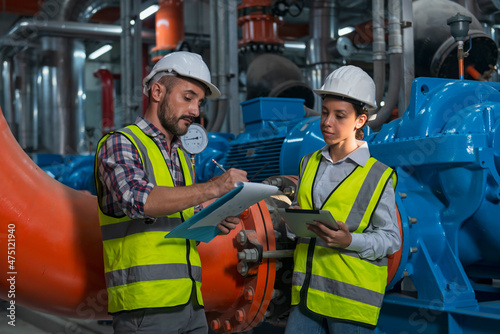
top-left (353, 104), bottom-right (368, 140)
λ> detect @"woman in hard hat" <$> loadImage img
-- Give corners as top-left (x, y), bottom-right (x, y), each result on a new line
top-left (285, 66), bottom-right (401, 333)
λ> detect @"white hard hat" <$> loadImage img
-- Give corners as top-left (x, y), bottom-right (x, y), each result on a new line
top-left (143, 51), bottom-right (221, 98)
top-left (314, 65), bottom-right (377, 109)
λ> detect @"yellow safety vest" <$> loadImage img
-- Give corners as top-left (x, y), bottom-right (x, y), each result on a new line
top-left (95, 125), bottom-right (203, 314)
top-left (292, 150), bottom-right (397, 327)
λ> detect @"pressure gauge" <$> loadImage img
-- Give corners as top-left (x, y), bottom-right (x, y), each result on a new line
top-left (180, 123), bottom-right (209, 155)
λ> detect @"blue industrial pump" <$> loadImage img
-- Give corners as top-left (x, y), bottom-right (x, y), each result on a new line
top-left (370, 77), bottom-right (500, 333)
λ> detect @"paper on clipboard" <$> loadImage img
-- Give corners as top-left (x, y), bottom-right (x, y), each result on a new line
top-left (165, 182), bottom-right (278, 243)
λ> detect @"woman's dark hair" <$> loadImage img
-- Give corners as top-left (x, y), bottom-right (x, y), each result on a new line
top-left (353, 103), bottom-right (368, 140)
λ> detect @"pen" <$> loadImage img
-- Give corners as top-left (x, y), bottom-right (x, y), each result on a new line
top-left (248, 162), bottom-right (270, 182)
top-left (212, 159), bottom-right (227, 173)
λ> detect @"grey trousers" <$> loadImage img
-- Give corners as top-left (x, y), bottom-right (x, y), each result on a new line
top-left (112, 301), bottom-right (208, 334)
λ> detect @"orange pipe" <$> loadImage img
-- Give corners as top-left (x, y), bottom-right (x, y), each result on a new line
top-left (0, 107), bottom-right (110, 319)
top-left (466, 65), bottom-right (481, 80)
top-left (459, 58), bottom-right (465, 79)
top-left (152, 0), bottom-right (185, 63)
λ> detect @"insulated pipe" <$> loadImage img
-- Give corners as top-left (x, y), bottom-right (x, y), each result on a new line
top-left (120, 0), bottom-right (143, 124)
top-left (13, 49), bottom-right (37, 151)
top-left (209, 0), bottom-right (220, 132)
top-left (307, 0), bottom-right (337, 109)
top-left (151, 0), bottom-right (185, 63)
top-left (368, 0), bottom-right (403, 131)
top-left (213, 0), bottom-right (229, 133)
top-left (0, 0), bottom-right (152, 154)
top-left (1, 58), bottom-right (15, 135)
top-left (93, 69), bottom-right (116, 135)
top-left (209, 0), bottom-right (239, 134)
top-left (372, 0), bottom-right (386, 107)
top-left (208, 97), bottom-right (228, 133)
top-left (0, 19), bottom-right (155, 47)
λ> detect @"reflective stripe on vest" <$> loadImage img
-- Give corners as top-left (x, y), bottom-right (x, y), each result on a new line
top-left (106, 263), bottom-right (202, 288)
top-left (95, 125), bottom-right (202, 314)
top-left (100, 216), bottom-right (183, 241)
top-left (292, 150), bottom-right (396, 327)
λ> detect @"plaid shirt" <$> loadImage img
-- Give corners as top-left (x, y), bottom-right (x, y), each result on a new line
top-left (97, 117), bottom-right (185, 219)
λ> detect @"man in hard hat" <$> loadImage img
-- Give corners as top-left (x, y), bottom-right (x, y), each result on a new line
top-left (284, 65), bottom-right (400, 333)
top-left (95, 51), bottom-right (247, 333)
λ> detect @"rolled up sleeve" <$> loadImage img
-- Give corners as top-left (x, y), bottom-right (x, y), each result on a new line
top-left (97, 133), bottom-right (155, 219)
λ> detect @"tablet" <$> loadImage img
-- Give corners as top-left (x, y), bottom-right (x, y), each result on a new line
top-left (278, 208), bottom-right (338, 238)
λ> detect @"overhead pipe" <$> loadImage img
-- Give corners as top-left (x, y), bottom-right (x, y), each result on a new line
top-left (1, 58), bottom-right (15, 136)
top-left (372, 0), bottom-right (386, 107)
top-left (0, 19), bottom-right (155, 47)
top-left (209, 0), bottom-right (222, 133)
top-left (226, 0), bottom-right (240, 135)
top-left (151, 0), bottom-right (185, 63)
top-left (0, 0), bottom-right (148, 155)
top-left (209, 0), bottom-right (239, 134)
top-left (13, 50), bottom-right (38, 152)
top-left (368, 0), bottom-right (403, 131)
top-left (8, 20), bottom-right (153, 48)
top-left (307, 0), bottom-right (338, 109)
top-left (120, 0), bottom-right (143, 123)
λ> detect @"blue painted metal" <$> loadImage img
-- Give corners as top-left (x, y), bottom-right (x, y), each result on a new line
top-left (204, 97), bottom-right (325, 182)
top-left (40, 154), bottom-right (96, 194)
top-left (367, 77), bottom-right (500, 333)
top-left (194, 132), bottom-right (234, 183)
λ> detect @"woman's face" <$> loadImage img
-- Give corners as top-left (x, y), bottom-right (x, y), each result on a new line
top-left (320, 97), bottom-right (366, 146)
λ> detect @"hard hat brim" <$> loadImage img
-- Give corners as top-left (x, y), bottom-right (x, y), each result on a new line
top-left (313, 89), bottom-right (377, 109)
top-left (185, 75), bottom-right (221, 99)
top-left (143, 73), bottom-right (221, 99)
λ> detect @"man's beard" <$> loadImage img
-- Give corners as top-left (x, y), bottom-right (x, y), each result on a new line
top-left (158, 96), bottom-right (194, 137)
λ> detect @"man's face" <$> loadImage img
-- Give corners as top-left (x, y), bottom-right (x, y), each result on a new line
top-left (157, 77), bottom-right (206, 137)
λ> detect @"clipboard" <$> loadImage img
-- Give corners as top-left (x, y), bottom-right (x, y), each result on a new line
top-left (164, 182), bottom-right (278, 243)
top-left (278, 208), bottom-right (338, 238)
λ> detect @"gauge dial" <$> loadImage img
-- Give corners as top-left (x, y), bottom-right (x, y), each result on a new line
top-left (180, 123), bottom-right (209, 155)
